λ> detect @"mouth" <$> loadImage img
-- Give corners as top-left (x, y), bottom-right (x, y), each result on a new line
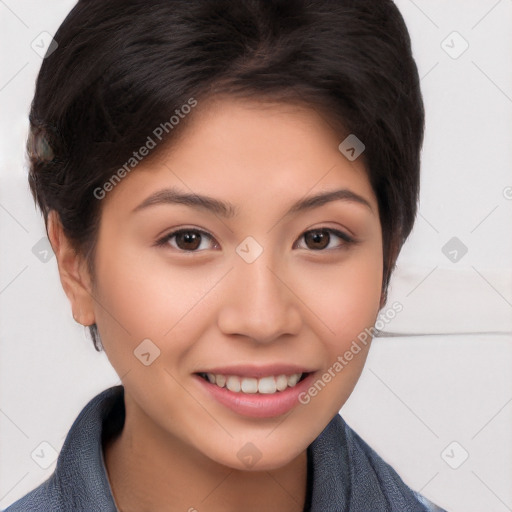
top-left (195, 371), bottom-right (310, 395)
top-left (194, 369), bottom-right (317, 418)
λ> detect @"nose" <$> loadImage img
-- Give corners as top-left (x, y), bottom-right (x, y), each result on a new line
top-left (216, 251), bottom-right (303, 344)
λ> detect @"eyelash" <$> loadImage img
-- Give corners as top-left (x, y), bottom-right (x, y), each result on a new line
top-left (154, 227), bottom-right (357, 253)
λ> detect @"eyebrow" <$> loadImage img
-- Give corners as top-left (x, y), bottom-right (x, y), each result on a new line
top-left (131, 186), bottom-right (373, 218)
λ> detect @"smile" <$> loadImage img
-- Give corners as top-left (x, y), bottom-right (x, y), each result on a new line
top-left (197, 372), bottom-right (308, 394)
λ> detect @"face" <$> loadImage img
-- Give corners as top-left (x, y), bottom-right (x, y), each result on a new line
top-left (77, 97), bottom-right (383, 470)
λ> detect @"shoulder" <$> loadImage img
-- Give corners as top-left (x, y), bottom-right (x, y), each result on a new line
top-left (341, 416), bottom-right (447, 512)
top-left (2, 479), bottom-right (61, 512)
top-left (2, 386), bottom-right (123, 512)
top-left (412, 491), bottom-right (448, 512)
top-left (308, 413), bottom-right (447, 512)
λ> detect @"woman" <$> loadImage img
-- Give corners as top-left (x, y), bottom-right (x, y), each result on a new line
top-left (5, 0), bottom-right (447, 510)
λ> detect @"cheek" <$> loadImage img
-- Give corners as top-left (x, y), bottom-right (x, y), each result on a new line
top-left (298, 247), bottom-right (383, 343)
top-left (91, 244), bottom-right (220, 363)
top-left (289, 249), bottom-right (383, 420)
top-left (295, 250), bottom-right (382, 410)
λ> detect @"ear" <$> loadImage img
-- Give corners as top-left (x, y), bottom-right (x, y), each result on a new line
top-left (47, 210), bottom-right (96, 326)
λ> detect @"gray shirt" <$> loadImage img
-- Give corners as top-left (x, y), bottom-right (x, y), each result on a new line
top-left (3, 386), bottom-right (447, 512)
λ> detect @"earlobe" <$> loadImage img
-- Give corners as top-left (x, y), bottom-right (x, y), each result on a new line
top-left (47, 211), bottom-right (96, 326)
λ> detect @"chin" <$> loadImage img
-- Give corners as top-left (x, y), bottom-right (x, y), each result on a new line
top-left (206, 440), bottom-right (305, 473)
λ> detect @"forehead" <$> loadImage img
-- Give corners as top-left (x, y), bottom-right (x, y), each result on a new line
top-left (100, 96), bottom-right (377, 217)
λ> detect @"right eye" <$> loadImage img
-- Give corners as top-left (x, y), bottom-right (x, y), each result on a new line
top-left (155, 228), bottom-right (219, 252)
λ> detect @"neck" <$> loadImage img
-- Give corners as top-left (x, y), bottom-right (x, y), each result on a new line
top-left (103, 396), bottom-right (308, 512)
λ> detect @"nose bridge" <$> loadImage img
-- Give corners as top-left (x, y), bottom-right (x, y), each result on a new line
top-left (217, 242), bottom-right (302, 343)
top-left (240, 249), bottom-right (282, 306)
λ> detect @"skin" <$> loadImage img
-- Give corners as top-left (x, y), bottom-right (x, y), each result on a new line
top-left (48, 96), bottom-right (385, 512)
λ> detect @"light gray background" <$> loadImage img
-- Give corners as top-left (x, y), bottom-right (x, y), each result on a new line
top-left (1, 1), bottom-right (511, 511)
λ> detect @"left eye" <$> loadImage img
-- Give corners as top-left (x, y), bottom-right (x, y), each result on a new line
top-left (294, 228), bottom-right (354, 251)
top-left (155, 227), bottom-right (354, 253)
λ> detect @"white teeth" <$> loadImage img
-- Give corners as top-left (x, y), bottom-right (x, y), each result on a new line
top-left (287, 374), bottom-right (300, 387)
top-left (275, 375), bottom-right (288, 392)
top-left (226, 375), bottom-right (241, 393)
top-left (258, 376), bottom-right (277, 394)
top-left (203, 372), bottom-right (304, 394)
top-left (215, 374), bottom-right (226, 387)
top-left (241, 378), bottom-right (258, 394)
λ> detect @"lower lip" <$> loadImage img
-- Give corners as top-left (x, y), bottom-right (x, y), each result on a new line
top-left (194, 372), bottom-right (316, 419)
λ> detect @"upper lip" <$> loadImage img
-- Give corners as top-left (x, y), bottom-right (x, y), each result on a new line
top-left (196, 364), bottom-right (315, 379)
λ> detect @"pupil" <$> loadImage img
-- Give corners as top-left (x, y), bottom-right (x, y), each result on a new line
top-left (306, 230), bottom-right (329, 250)
top-left (178, 232), bottom-right (200, 250)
